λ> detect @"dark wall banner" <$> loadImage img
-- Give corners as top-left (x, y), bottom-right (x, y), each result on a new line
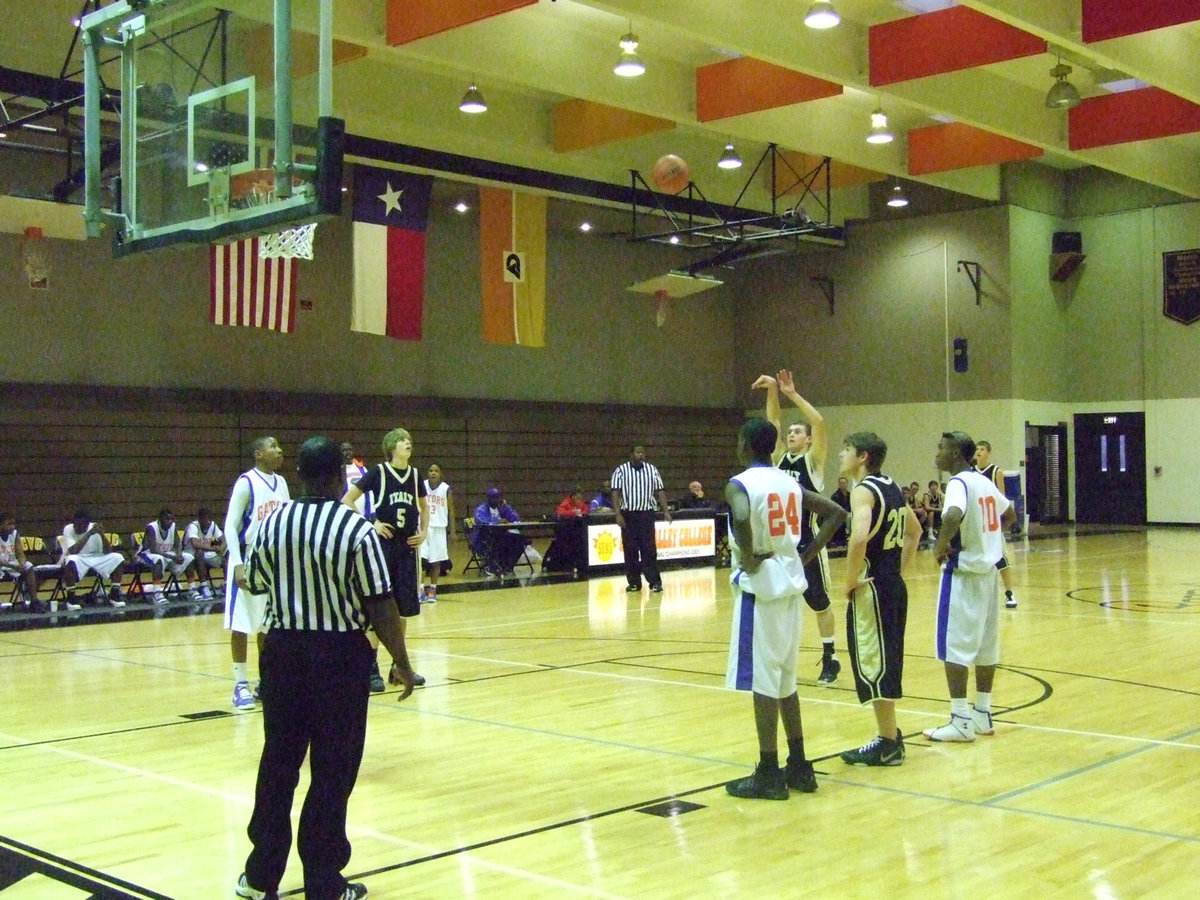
top-left (1163, 248), bottom-right (1200, 325)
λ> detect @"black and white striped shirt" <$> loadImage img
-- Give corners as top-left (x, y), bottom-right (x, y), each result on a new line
top-left (246, 498), bottom-right (391, 632)
top-left (610, 461), bottom-right (665, 511)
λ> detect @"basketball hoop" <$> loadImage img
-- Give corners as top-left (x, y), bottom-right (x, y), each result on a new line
top-left (19, 226), bottom-right (51, 290)
top-left (258, 223), bottom-right (317, 260)
top-left (229, 168), bottom-right (317, 260)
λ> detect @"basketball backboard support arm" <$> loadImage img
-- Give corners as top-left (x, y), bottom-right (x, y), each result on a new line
top-left (82, 0), bottom-right (343, 256)
top-left (83, 0), bottom-right (215, 239)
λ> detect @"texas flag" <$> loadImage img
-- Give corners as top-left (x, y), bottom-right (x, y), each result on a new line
top-left (352, 165), bottom-right (433, 340)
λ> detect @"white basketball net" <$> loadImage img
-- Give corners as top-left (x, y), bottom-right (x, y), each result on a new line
top-left (230, 173), bottom-right (317, 260)
top-left (259, 223), bottom-right (317, 259)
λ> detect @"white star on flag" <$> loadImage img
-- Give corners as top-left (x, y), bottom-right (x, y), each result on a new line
top-left (377, 182), bottom-right (404, 215)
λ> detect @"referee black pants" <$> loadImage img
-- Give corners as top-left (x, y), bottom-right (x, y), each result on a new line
top-left (621, 510), bottom-right (661, 589)
top-left (245, 629), bottom-right (373, 900)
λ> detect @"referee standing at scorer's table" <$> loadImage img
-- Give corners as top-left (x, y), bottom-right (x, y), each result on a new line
top-left (236, 436), bottom-right (416, 900)
top-left (611, 443), bottom-right (672, 594)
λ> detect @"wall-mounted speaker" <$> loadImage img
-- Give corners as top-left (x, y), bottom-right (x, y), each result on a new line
top-left (1052, 231), bottom-right (1082, 254)
top-left (953, 337), bottom-right (968, 373)
top-left (1050, 231), bottom-right (1085, 282)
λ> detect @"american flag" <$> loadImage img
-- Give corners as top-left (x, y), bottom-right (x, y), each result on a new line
top-left (209, 238), bottom-right (298, 332)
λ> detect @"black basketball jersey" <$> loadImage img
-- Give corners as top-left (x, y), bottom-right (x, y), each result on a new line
top-left (859, 473), bottom-right (907, 580)
top-left (978, 463), bottom-right (1001, 489)
top-left (778, 452), bottom-right (821, 543)
top-left (355, 462), bottom-right (426, 543)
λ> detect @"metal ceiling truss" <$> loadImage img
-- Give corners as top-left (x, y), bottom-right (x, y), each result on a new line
top-left (627, 145), bottom-right (844, 274)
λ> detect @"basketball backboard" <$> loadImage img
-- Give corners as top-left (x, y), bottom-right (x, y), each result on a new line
top-left (81, 0), bottom-right (344, 257)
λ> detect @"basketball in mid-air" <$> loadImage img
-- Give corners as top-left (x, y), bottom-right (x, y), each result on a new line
top-left (651, 154), bottom-right (690, 194)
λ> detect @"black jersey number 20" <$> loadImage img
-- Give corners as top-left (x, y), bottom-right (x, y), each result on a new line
top-left (883, 507), bottom-right (907, 550)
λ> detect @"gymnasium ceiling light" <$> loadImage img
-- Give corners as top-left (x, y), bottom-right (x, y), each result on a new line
top-left (866, 108), bottom-right (894, 144)
top-left (459, 83), bottom-right (487, 114)
top-left (804, 1), bottom-right (841, 29)
top-left (1045, 62), bottom-right (1082, 110)
top-left (717, 142), bottom-right (742, 169)
top-left (614, 31), bottom-right (645, 77)
top-left (886, 182), bottom-right (909, 208)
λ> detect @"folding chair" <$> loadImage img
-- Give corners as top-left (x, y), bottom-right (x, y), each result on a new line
top-left (24, 536), bottom-right (66, 605)
top-left (0, 571), bottom-right (24, 607)
top-left (512, 541), bottom-right (538, 575)
top-left (57, 535), bottom-right (111, 603)
top-left (461, 518), bottom-right (487, 575)
top-left (161, 528), bottom-right (198, 597)
top-left (125, 531), bottom-right (155, 599)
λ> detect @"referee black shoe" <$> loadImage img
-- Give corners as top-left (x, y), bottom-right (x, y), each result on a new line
top-left (369, 662), bottom-right (386, 693)
top-left (725, 762), bottom-right (788, 800)
top-left (625, 584), bottom-right (641, 592)
top-left (340, 882), bottom-right (368, 899)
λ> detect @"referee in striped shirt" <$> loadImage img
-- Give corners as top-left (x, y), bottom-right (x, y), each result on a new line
top-left (611, 444), bottom-right (672, 593)
top-left (237, 436), bottom-right (416, 900)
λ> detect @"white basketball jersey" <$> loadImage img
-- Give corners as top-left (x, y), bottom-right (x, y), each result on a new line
top-left (184, 520), bottom-right (222, 545)
top-left (239, 469), bottom-right (291, 551)
top-left (145, 520), bottom-right (175, 554)
top-left (0, 529), bottom-right (17, 565)
top-left (729, 464), bottom-right (809, 601)
top-left (425, 481), bottom-right (450, 528)
top-left (345, 463), bottom-right (368, 515)
top-left (943, 469), bottom-right (1011, 573)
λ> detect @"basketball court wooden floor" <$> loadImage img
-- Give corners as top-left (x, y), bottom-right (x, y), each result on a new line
top-left (1, 527), bottom-right (1198, 898)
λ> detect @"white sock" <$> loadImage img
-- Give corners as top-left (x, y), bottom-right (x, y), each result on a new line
top-left (975, 691), bottom-right (992, 713)
top-left (233, 662), bottom-right (248, 684)
top-left (950, 697), bottom-right (970, 719)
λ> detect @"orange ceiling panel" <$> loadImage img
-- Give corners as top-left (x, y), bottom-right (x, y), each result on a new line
top-left (869, 7), bottom-right (1045, 86)
top-left (696, 58), bottom-right (841, 122)
top-left (908, 123), bottom-right (1042, 174)
top-left (774, 153), bottom-right (885, 195)
top-left (1082, 0), bottom-right (1200, 42)
top-left (1070, 88), bottom-right (1200, 150)
top-left (552, 99), bottom-right (675, 153)
top-left (387, 0), bottom-right (537, 46)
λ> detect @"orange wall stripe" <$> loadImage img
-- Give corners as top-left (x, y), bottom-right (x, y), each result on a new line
top-left (774, 153), bottom-right (884, 194)
top-left (552, 99), bottom-right (675, 153)
top-left (388, 0), bottom-right (536, 46)
top-left (908, 122), bottom-right (1042, 175)
top-left (696, 58), bottom-right (841, 122)
top-left (480, 187), bottom-right (516, 345)
top-left (1069, 88), bottom-right (1200, 150)
top-left (869, 7), bottom-right (1045, 86)
top-left (1083, 0), bottom-right (1200, 42)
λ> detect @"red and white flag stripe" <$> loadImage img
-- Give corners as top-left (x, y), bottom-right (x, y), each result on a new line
top-left (209, 238), bottom-right (297, 332)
